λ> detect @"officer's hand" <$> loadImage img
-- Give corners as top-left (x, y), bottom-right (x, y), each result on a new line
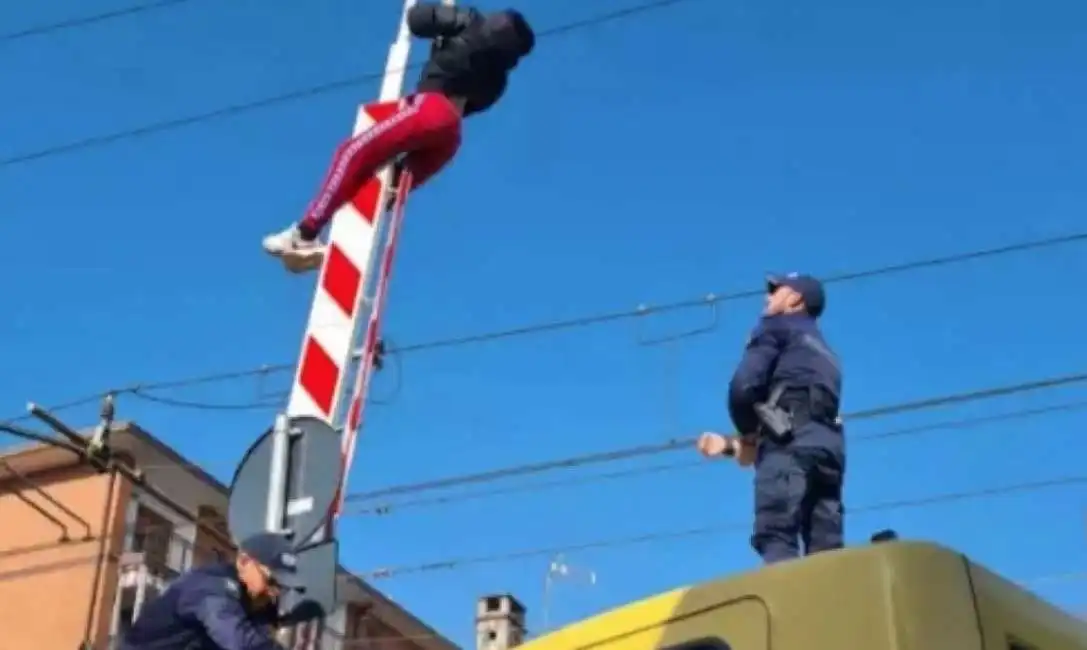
top-left (736, 438), bottom-right (757, 467)
top-left (697, 432), bottom-right (730, 458)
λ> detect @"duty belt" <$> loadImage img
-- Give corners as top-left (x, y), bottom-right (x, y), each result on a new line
top-left (754, 385), bottom-right (840, 443)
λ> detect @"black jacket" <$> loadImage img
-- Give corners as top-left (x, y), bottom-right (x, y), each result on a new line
top-left (119, 564), bottom-right (285, 650)
top-left (407, 3), bottom-right (535, 116)
top-left (728, 314), bottom-right (842, 436)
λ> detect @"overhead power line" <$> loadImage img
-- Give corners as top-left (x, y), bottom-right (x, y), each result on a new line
top-left (2, 231), bottom-right (1082, 422)
top-left (1, 0), bottom-right (708, 168)
top-left (390, 231), bottom-right (1087, 355)
top-left (2, 0), bottom-right (196, 42)
top-left (125, 389), bottom-right (287, 412)
top-left (348, 398), bottom-right (1087, 515)
top-left (359, 474), bottom-right (1087, 579)
top-left (0, 394), bottom-right (108, 428)
top-left (343, 370), bottom-right (1087, 503)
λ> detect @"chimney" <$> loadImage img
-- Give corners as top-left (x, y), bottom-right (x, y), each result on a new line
top-left (475, 594), bottom-right (526, 650)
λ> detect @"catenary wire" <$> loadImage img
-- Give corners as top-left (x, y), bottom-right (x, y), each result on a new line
top-left (0, 393), bottom-right (109, 427)
top-left (7, 418), bottom-right (1080, 639)
top-left (2, 0), bottom-right (197, 42)
top-left (358, 475), bottom-right (1087, 579)
top-left (2, 231), bottom-right (1083, 420)
top-left (342, 370), bottom-right (1087, 502)
top-left (23, 371), bottom-right (1086, 588)
top-left (0, 0), bottom-right (709, 168)
top-left (125, 389), bottom-right (288, 412)
top-left (347, 397), bottom-right (1087, 515)
top-left (391, 231), bottom-right (1087, 355)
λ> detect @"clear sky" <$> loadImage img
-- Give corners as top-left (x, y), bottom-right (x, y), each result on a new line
top-left (2, 0), bottom-right (1087, 643)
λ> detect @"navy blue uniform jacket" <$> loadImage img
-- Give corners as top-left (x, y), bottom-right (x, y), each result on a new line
top-left (119, 563), bottom-right (288, 650)
top-left (407, 3), bottom-right (535, 116)
top-left (728, 313), bottom-right (841, 435)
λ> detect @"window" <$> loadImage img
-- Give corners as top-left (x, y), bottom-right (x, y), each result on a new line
top-left (132, 505), bottom-right (174, 573)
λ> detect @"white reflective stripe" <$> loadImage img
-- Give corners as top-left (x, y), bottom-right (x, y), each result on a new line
top-left (308, 100), bottom-right (423, 220)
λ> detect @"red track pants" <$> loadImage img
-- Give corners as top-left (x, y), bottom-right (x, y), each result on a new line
top-left (299, 92), bottom-right (463, 236)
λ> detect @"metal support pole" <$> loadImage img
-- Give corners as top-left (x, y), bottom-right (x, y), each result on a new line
top-left (26, 402), bottom-right (88, 448)
top-left (306, 0), bottom-right (448, 544)
top-left (333, 0), bottom-right (432, 506)
top-left (265, 414), bottom-right (290, 535)
top-left (0, 420), bottom-right (85, 456)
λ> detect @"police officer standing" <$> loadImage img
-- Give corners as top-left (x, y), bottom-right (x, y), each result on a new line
top-left (120, 532), bottom-right (308, 649)
top-left (698, 273), bottom-right (846, 564)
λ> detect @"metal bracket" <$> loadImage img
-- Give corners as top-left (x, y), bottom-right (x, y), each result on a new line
top-left (26, 403), bottom-right (111, 473)
top-left (635, 294), bottom-right (721, 346)
top-left (88, 394), bottom-right (115, 453)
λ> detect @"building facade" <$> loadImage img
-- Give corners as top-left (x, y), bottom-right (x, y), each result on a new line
top-left (0, 421), bottom-right (458, 650)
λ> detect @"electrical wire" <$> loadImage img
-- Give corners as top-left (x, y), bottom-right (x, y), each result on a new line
top-left (109, 377), bottom-right (1087, 566)
top-left (1, 0), bottom-right (710, 168)
top-left (391, 231), bottom-right (1087, 355)
top-left (358, 474), bottom-right (1087, 579)
top-left (347, 398), bottom-right (1087, 515)
top-left (3, 231), bottom-right (1083, 419)
top-left (2, 0), bottom-right (197, 42)
top-left (342, 370), bottom-right (1087, 503)
top-left (0, 393), bottom-right (107, 427)
top-left (352, 460), bottom-right (700, 515)
top-left (125, 388), bottom-right (288, 412)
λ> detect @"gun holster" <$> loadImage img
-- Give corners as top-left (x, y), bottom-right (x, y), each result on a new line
top-left (755, 385), bottom-right (841, 444)
top-left (754, 384), bottom-right (794, 444)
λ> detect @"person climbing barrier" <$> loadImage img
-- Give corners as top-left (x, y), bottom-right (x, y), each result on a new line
top-left (263, 3), bottom-right (536, 271)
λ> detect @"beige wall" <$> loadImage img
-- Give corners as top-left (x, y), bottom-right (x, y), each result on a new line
top-left (0, 457), bottom-right (130, 649)
top-left (0, 429), bottom-right (457, 650)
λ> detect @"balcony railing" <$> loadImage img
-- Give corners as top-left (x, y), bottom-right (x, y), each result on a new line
top-left (111, 531), bottom-right (198, 641)
top-left (281, 624), bottom-right (353, 650)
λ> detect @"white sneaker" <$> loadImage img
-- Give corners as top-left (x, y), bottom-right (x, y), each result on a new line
top-left (262, 224), bottom-right (325, 273)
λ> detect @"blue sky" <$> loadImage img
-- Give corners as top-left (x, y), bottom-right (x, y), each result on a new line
top-left (3, 0), bottom-right (1087, 642)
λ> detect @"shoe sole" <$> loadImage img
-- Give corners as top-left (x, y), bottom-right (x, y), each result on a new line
top-left (281, 248), bottom-right (325, 274)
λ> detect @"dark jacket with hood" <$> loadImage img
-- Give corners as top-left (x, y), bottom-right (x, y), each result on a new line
top-left (407, 3), bottom-right (535, 116)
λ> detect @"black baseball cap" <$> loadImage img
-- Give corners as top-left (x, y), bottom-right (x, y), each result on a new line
top-left (767, 273), bottom-right (826, 318)
top-left (239, 532), bottom-right (302, 588)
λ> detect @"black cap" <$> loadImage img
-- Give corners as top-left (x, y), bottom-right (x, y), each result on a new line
top-left (767, 273), bottom-right (826, 318)
top-left (239, 532), bottom-right (302, 588)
